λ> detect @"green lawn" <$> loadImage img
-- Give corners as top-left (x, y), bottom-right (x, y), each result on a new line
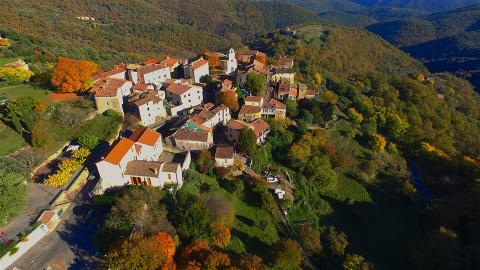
top-left (0, 57), bottom-right (19, 66)
top-left (181, 170), bottom-right (279, 257)
top-left (0, 122), bottom-right (27, 155)
top-left (0, 83), bottom-right (51, 104)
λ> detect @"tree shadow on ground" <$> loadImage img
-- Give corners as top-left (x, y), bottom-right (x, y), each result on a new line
top-left (56, 215), bottom-right (101, 270)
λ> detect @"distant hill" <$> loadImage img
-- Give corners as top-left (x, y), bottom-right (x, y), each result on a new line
top-left (251, 23), bottom-right (426, 84)
top-left (271, 0), bottom-right (366, 13)
top-left (0, 0), bottom-right (319, 66)
top-left (351, 0), bottom-right (480, 12)
top-left (367, 4), bottom-right (480, 88)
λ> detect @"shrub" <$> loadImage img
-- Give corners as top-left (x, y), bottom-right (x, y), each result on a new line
top-left (71, 147), bottom-right (90, 160)
top-left (77, 134), bottom-right (99, 150)
top-left (44, 171), bottom-right (71, 187)
top-left (31, 127), bottom-right (49, 147)
top-left (58, 158), bottom-right (83, 173)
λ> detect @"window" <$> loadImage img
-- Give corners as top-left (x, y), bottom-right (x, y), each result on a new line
top-left (168, 174), bottom-right (171, 180)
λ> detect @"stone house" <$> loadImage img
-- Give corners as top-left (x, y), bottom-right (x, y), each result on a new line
top-left (92, 78), bottom-right (133, 115)
top-left (183, 58), bottom-right (209, 83)
top-left (215, 146), bottom-right (235, 167)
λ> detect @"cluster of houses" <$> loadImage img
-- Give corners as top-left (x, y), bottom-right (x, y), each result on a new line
top-left (93, 48), bottom-right (316, 192)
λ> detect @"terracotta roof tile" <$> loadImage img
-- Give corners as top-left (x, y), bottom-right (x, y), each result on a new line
top-left (265, 99), bottom-right (287, 110)
top-left (129, 127), bottom-right (161, 146)
top-left (124, 160), bottom-right (162, 177)
top-left (92, 78), bottom-right (130, 97)
top-left (239, 105), bottom-right (261, 115)
top-left (251, 119), bottom-right (270, 136)
top-left (226, 119), bottom-right (250, 130)
top-left (166, 84), bottom-right (192, 96)
top-left (104, 138), bottom-right (135, 165)
top-left (173, 129), bottom-right (209, 142)
top-left (245, 96), bottom-right (263, 103)
top-left (215, 146), bottom-right (234, 159)
top-left (190, 58), bottom-right (208, 69)
top-left (162, 162), bottom-right (180, 173)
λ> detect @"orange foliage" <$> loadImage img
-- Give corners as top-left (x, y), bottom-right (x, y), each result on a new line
top-left (51, 57), bottom-right (98, 93)
top-left (34, 102), bottom-right (46, 113)
top-left (238, 254), bottom-right (265, 270)
top-left (207, 52), bottom-right (221, 69)
top-left (153, 231), bottom-right (176, 269)
top-left (218, 90), bottom-right (239, 111)
top-left (179, 240), bottom-right (231, 270)
top-left (211, 224), bottom-right (231, 248)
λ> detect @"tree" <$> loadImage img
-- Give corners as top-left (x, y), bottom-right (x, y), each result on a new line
top-left (179, 240), bottom-right (231, 270)
top-left (384, 113), bottom-right (409, 140)
top-left (50, 57), bottom-right (98, 93)
top-left (211, 224), bottom-right (231, 248)
top-left (205, 194), bottom-right (235, 226)
top-left (206, 52), bottom-right (220, 68)
top-left (78, 134), bottom-right (100, 150)
top-left (239, 127), bottom-right (257, 156)
top-left (342, 254), bottom-right (373, 270)
top-left (288, 143), bottom-right (311, 169)
top-left (0, 67), bottom-right (34, 83)
top-left (322, 226), bottom-right (349, 256)
top-left (217, 91), bottom-right (239, 111)
top-left (314, 72), bottom-right (323, 86)
top-left (305, 155), bottom-right (337, 190)
top-left (0, 38), bottom-right (9, 47)
top-left (238, 254), bottom-right (265, 270)
top-left (2, 96), bottom-right (37, 133)
top-left (174, 192), bottom-right (211, 241)
top-left (71, 147), bottom-right (91, 160)
top-left (31, 126), bottom-right (49, 147)
top-left (297, 225), bottom-right (323, 254)
top-left (284, 99), bottom-right (298, 118)
top-left (244, 72), bottom-right (266, 96)
top-left (0, 167), bottom-right (28, 225)
top-left (272, 238), bottom-right (303, 270)
top-left (106, 232), bottom-right (175, 270)
top-left (196, 149), bottom-right (213, 174)
top-left (368, 133), bottom-right (387, 152)
top-left (54, 102), bottom-right (89, 127)
top-left (347, 108), bottom-right (364, 124)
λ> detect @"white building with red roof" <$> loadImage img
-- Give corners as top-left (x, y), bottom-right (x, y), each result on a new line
top-left (183, 57), bottom-right (209, 83)
top-left (128, 64), bottom-right (171, 89)
top-left (95, 128), bottom-right (185, 192)
top-left (92, 78), bottom-right (133, 115)
top-left (164, 80), bottom-right (203, 115)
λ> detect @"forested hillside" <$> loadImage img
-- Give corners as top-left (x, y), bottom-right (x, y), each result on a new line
top-left (367, 4), bottom-right (480, 89)
top-left (351, 0), bottom-right (480, 11)
top-left (0, 0), bottom-right (319, 67)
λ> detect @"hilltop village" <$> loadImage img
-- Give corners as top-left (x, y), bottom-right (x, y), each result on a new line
top-left (91, 49), bottom-right (316, 192)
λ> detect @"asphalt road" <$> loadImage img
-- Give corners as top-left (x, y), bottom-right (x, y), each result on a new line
top-left (8, 203), bottom-right (100, 270)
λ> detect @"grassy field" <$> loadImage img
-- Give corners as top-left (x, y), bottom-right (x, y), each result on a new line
top-left (0, 57), bottom-right (20, 66)
top-left (0, 83), bottom-right (51, 104)
top-left (0, 121), bottom-right (27, 155)
top-left (295, 24), bottom-right (328, 43)
top-left (181, 170), bottom-right (279, 257)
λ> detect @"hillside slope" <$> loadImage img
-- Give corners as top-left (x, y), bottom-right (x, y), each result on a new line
top-left (351, 0), bottom-right (480, 11)
top-left (0, 0), bottom-right (319, 64)
top-left (367, 4), bottom-right (480, 88)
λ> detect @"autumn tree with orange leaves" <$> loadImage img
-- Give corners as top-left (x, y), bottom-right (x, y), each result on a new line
top-left (106, 231), bottom-right (176, 270)
top-left (178, 240), bottom-right (231, 270)
top-left (211, 224), bottom-right (231, 248)
top-left (217, 90), bottom-right (239, 111)
top-left (205, 51), bottom-right (220, 69)
top-left (238, 253), bottom-right (266, 270)
top-left (51, 57), bottom-right (98, 93)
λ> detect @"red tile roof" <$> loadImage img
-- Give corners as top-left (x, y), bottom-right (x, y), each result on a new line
top-left (173, 129), bottom-right (210, 142)
top-left (190, 58), bottom-right (208, 69)
top-left (166, 83), bottom-right (192, 95)
top-left (239, 105), bottom-right (261, 115)
top-left (215, 146), bottom-right (234, 159)
top-left (226, 119), bottom-right (250, 130)
top-left (162, 162), bottom-right (180, 173)
top-left (266, 99), bottom-right (287, 110)
top-left (251, 119), bottom-right (270, 136)
top-left (104, 138), bottom-right (135, 165)
top-left (159, 56), bottom-right (181, 68)
top-left (143, 58), bottom-right (159, 65)
top-left (133, 83), bottom-right (150, 92)
top-left (92, 78), bottom-right (130, 97)
top-left (129, 127), bottom-right (161, 146)
top-left (245, 96), bottom-right (263, 103)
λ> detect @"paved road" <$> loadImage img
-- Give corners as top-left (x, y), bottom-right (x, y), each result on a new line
top-left (0, 183), bottom-right (59, 241)
top-left (8, 202), bottom-right (100, 270)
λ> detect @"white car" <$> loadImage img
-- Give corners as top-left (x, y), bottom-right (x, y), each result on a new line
top-left (266, 176), bottom-right (278, 183)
